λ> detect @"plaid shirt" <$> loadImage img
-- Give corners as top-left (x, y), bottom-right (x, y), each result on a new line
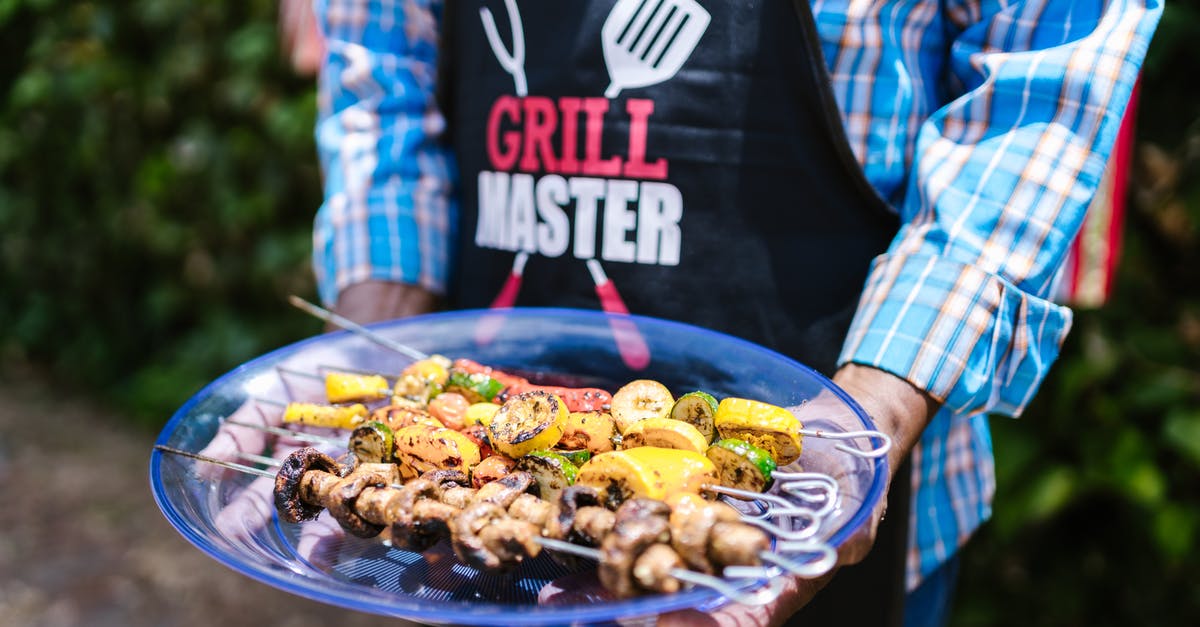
top-left (313, 0), bottom-right (1162, 589)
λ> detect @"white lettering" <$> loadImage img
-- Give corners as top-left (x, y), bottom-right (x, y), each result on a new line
top-left (601, 179), bottom-right (639, 263)
top-left (508, 173), bottom-right (537, 252)
top-left (476, 172), bottom-right (684, 267)
top-left (477, 171), bottom-right (510, 248)
top-left (570, 177), bottom-right (605, 260)
top-left (535, 175), bottom-right (570, 257)
top-left (636, 181), bottom-right (682, 265)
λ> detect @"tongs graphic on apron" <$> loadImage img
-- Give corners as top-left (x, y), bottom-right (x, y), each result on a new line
top-left (586, 259), bottom-right (651, 370)
top-left (601, 0), bottom-right (711, 98)
top-left (479, 0), bottom-right (528, 96)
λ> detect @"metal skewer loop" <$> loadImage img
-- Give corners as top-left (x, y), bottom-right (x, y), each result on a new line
top-left (799, 428), bottom-right (892, 458)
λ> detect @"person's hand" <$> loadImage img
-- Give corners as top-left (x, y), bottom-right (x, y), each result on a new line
top-left (332, 280), bottom-right (439, 329)
top-left (656, 363), bottom-right (939, 626)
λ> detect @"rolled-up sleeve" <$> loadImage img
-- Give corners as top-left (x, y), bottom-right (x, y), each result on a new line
top-left (839, 0), bottom-right (1162, 417)
top-left (313, 0), bottom-right (456, 306)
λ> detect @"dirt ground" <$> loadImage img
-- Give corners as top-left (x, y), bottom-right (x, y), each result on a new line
top-left (0, 373), bottom-right (416, 627)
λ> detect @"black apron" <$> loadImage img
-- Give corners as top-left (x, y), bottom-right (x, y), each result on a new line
top-left (440, 1), bottom-right (905, 623)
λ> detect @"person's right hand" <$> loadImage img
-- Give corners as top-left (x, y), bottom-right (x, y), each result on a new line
top-left (333, 280), bottom-right (439, 328)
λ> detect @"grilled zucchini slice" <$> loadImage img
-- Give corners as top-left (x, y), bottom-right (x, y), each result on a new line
top-left (670, 391), bottom-right (719, 443)
top-left (488, 390), bottom-right (569, 459)
top-left (706, 438), bottom-right (777, 492)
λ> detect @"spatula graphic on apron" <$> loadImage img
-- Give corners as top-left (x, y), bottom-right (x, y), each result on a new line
top-left (601, 0), bottom-right (711, 98)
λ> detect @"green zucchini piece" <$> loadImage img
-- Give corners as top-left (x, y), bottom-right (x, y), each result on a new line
top-left (706, 438), bottom-right (777, 492)
top-left (446, 370), bottom-right (505, 403)
top-left (518, 450), bottom-right (579, 503)
top-left (348, 421), bottom-right (395, 464)
top-left (670, 391), bottom-right (719, 443)
top-left (555, 448), bottom-right (593, 467)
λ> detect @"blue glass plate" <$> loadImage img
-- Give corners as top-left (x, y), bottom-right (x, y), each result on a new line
top-left (150, 308), bottom-right (887, 625)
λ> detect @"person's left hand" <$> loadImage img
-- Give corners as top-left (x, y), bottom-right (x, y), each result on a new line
top-left (656, 363), bottom-right (938, 627)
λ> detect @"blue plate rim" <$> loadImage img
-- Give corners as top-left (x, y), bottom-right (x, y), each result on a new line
top-left (150, 306), bottom-right (888, 624)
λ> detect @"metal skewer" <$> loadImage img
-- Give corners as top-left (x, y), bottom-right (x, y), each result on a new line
top-left (155, 444), bottom-right (836, 605)
top-left (288, 295), bottom-right (429, 361)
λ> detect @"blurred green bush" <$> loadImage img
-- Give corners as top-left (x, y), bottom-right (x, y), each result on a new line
top-left (0, 0), bottom-right (1196, 624)
top-left (0, 0), bottom-right (324, 425)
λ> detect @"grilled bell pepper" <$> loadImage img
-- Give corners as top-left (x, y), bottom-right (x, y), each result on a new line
top-left (324, 372), bottom-right (390, 403)
top-left (713, 398), bottom-right (803, 465)
top-left (282, 402), bottom-right (368, 429)
top-left (463, 402), bottom-right (502, 428)
top-left (393, 357), bottom-right (450, 402)
top-left (391, 424), bottom-right (482, 480)
top-left (446, 370), bottom-right (506, 404)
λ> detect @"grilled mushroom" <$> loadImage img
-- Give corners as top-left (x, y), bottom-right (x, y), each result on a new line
top-left (274, 447), bottom-right (346, 523)
top-left (326, 463), bottom-right (396, 537)
top-left (598, 498), bottom-right (672, 598)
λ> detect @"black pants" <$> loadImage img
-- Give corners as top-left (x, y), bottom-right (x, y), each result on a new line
top-left (785, 458), bottom-right (912, 626)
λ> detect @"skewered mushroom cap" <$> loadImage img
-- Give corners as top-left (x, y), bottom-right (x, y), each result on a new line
top-left (274, 447), bottom-right (346, 523)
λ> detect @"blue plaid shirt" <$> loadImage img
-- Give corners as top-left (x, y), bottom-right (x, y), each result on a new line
top-left (313, 0), bottom-right (1162, 589)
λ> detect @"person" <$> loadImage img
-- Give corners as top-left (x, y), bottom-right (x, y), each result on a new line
top-left (307, 1), bottom-right (1162, 624)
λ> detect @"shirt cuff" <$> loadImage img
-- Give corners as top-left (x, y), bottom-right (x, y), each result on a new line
top-left (838, 251), bottom-right (1073, 418)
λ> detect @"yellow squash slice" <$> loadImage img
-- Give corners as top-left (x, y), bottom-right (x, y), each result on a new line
top-left (610, 379), bottom-right (675, 434)
top-left (713, 397), bottom-right (803, 465)
top-left (575, 447), bottom-right (718, 505)
top-left (558, 410), bottom-right (618, 454)
top-left (620, 417), bottom-right (708, 454)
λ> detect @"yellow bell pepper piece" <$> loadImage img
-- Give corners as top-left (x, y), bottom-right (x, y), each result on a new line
top-left (282, 402), bottom-right (368, 429)
top-left (463, 402), bottom-right (502, 428)
top-left (324, 372), bottom-right (390, 403)
top-left (391, 425), bottom-right (482, 481)
top-left (400, 358), bottom-right (450, 386)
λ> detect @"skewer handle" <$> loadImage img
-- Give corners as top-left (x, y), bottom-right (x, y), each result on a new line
top-left (799, 428), bottom-right (892, 458)
top-left (288, 295), bottom-right (429, 361)
top-left (154, 445), bottom-right (276, 479)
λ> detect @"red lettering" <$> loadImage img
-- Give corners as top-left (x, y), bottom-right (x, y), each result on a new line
top-left (581, 98), bottom-right (623, 177)
top-left (519, 96), bottom-right (560, 173)
top-left (558, 97), bottom-right (583, 175)
top-left (487, 96), bottom-right (521, 171)
top-left (623, 99), bottom-right (668, 180)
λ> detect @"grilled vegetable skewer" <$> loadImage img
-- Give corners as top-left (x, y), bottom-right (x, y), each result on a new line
top-left (155, 445), bottom-right (834, 603)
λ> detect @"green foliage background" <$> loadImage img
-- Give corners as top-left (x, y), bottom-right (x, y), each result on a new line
top-left (0, 0), bottom-right (1196, 624)
top-left (0, 0), bottom-right (324, 422)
